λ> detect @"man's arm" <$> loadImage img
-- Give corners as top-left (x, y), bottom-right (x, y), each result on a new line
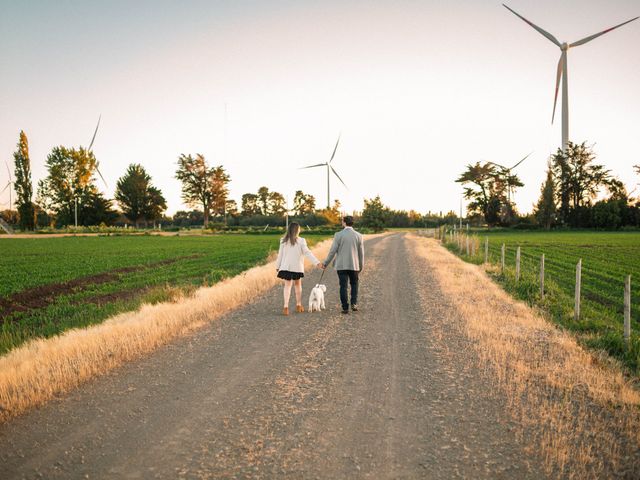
top-left (357, 235), bottom-right (364, 271)
top-left (323, 233), bottom-right (341, 267)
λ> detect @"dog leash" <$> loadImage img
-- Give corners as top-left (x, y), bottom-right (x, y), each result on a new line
top-left (317, 264), bottom-right (326, 284)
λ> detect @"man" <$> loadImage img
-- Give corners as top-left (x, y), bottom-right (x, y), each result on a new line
top-left (323, 216), bottom-right (364, 314)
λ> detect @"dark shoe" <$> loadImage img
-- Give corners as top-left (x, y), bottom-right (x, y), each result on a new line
top-left (341, 309), bottom-right (350, 314)
top-left (351, 305), bottom-right (358, 312)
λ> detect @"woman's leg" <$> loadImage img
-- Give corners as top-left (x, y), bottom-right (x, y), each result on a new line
top-left (283, 280), bottom-right (293, 307)
top-left (294, 279), bottom-right (303, 306)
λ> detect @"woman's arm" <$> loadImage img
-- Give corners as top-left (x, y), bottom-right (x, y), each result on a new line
top-left (300, 238), bottom-right (320, 266)
top-left (275, 241), bottom-right (284, 270)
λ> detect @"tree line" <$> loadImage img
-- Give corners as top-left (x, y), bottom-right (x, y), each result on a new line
top-left (457, 141), bottom-right (640, 229)
top-left (8, 130), bottom-right (456, 231)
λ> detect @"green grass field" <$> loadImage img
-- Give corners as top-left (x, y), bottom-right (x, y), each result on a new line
top-left (445, 230), bottom-right (640, 372)
top-left (0, 234), bottom-right (325, 355)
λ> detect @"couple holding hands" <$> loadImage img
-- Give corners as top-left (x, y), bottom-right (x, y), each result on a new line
top-left (275, 216), bottom-right (364, 315)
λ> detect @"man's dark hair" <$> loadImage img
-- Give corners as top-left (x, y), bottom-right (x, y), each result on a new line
top-left (343, 215), bottom-right (354, 226)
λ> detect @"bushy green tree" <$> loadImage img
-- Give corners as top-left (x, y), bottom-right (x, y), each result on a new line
top-left (115, 164), bottom-right (167, 227)
top-left (13, 131), bottom-right (35, 230)
top-left (37, 146), bottom-right (112, 226)
top-left (241, 193), bottom-right (260, 216)
top-left (293, 190), bottom-right (316, 216)
top-left (455, 162), bottom-right (513, 226)
top-left (360, 195), bottom-right (389, 232)
top-left (551, 142), bottom-right (612, 225)
top-left (268, 191), bottom-right (286, 216)
top-left (175, 154), bottom-right (230, 227)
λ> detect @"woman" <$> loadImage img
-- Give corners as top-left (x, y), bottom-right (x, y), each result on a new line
top-left (275, 222), bottom-right (322, 315)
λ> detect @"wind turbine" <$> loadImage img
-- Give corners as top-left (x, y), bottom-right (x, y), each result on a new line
top-left (1, 160), bottom-right (12, 211)
top-left (71, 115), bottom-right (108, 227)
top-left (87, 115), bottom-right (108, 189)
top-left (503, 4), bottom-right (639, 152)
top-left (487, 152), bottom-right (532, 205)
top-left (300, 135), bottom-right (347, 209)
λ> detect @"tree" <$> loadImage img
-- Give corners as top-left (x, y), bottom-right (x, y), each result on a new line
top-left (293, 190), bottom-right (316, 216)
top-left (225, 199), bottom-right (238, 217)
top-left (210, 166), bottom-right (231, 216)
top-left (551, 142), bottom-right (612, 225)
top-left (534, 163), bottom-right (556, 230)
top-left (455, 162), bottom-right (506, 226)
top-left (175, 154), bottom-right (230, 227)
top-left (360, 196), bottom-right (389, 232)
top-left (318, 199), bottom-right (342, 225)
top-left (241, 193), bottom-right (260, 216)
top-left (37, 146), bottom-right (101, 226)
top-left (115, 164), bottom-right (167, 227)
top-left (268, 191), bottom-right (286, 216)
top-left (257, 186), bottom-right (270, 215)
top-left (13, 131), bottom-right (35, 230)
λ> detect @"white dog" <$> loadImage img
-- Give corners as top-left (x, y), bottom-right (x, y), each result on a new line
top-left (308, 284), bottom-right (327, 312)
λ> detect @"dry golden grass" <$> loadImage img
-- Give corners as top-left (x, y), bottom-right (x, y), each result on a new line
top-left (409, 235), bottom-right (640, 478)
top-left (0, 239), bottom-right (333, 423)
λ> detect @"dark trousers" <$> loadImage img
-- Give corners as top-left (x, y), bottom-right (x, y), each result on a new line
top-left (337, 270), bottom-right (359, 310)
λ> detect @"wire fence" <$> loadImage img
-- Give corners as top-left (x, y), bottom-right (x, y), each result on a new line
top-left (418, 227), bottom-right (637, 349)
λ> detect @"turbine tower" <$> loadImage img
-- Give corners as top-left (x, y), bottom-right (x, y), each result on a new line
top-left (503, 4), bottom-right (639, 151)
top-left (300, 135), bottom-right (347, 209)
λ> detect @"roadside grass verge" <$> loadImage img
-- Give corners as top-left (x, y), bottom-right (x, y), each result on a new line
top-left (443, 230), bottom-right (640, 373)
top-left (410, 235), bottom-right (640, 478)
top-left (0, 239), bottom-right (333, 422)
top-left (0, 234), bottom-right (326, 355)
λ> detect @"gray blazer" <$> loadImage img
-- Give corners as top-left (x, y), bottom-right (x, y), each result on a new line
top-left (324, 227), bottom-right (364, 271)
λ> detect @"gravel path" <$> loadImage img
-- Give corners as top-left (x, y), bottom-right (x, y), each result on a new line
top-left (0, 233), bottom-right (546, 479)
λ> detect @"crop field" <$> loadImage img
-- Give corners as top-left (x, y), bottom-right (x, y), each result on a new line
top-left (444, 230), bottom-right (640, 371)
top-left (0, 234), bottom-right (325, 355)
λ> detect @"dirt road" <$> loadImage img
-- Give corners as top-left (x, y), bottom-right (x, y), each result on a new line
top-left (0, 234), bottom-right (546, 479)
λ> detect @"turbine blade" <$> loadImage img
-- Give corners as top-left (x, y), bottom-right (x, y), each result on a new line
top-left (95, 163), bottom-right (108, 189)
top-left (503, 4), bottom-right (561, 47)
top-left (330, 166), bottom-right (347, 189)
top-left (487, 161), bottom-right (507, 170)
top-left (552, 52), bottom-right (563, 124)
top-left (570, 16), bottom-right (639, 47)
top-left (510, 152), bottom-right (533, 170)
top-left (4, 159), bottom-right (11, 181)
top-left (299, 163), bottom-right (327, 169)
top-left (88, 114), bottom-right (101, 151)
top-left (329, 134), bottom-right (341, 163)
top-left (0, 182), bottom-right (10, 195)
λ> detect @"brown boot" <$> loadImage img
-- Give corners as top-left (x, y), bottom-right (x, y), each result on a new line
top-left (296, 305), bottom-right (304, 313)
top-left (283, 307), bottom-right (289, 316)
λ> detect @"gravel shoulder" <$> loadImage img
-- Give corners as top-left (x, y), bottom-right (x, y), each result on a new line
top-left (0, 233), bottom-right (546, 479)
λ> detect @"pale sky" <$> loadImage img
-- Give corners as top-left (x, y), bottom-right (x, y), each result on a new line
top-left (1, 0), bottom-right (639, 216)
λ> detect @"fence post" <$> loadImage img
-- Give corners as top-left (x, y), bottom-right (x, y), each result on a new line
top-left (624, 275), bottom-right (631, 347)
top-left (484, 237), bottom-right (489, 264)
top-left (540, 254), bottom-right (545, 299)
top-left (466, 235), bottom-right (470, 256)
top-left (574, 259), bottom-right (582, 321)
top-left (501, 244), bottom-right (505, 274)
top-left (515, 246), bottom-right (521, 282)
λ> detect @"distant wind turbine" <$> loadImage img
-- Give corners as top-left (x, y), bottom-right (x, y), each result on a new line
top-left (300, 135), bottom-right (347, 209)
top-left (87, 115), bottom-right (108, 188)
top-left (503, 4), bottom-right (639, 152)
top-left (1, 160), bottom-right (12, 211)
top-left (487, 152), bottom-right (532, 205)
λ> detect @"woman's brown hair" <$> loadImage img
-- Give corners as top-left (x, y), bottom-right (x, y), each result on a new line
top-left (283, 222), bottom-right (300, 246)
